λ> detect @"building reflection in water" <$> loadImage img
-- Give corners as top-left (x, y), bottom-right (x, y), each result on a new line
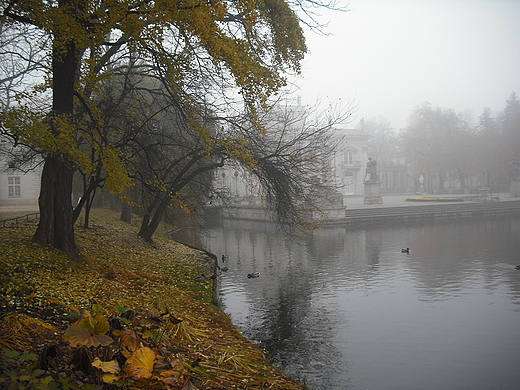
top-left (202, 216), bottom-right (520, 390)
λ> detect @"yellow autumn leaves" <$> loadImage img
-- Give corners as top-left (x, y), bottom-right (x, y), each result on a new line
top-left (101, 146), bottom-right (134, 195)
top-left (92, 357), bottom-right (121, 383)
top-left (92, 347), bottom-right (184, 384)
top-left (125, 347), bottom-right (154, 379)
top-left (61, 306), bottom-right (187, 385)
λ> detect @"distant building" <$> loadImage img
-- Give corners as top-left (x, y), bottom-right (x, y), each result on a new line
top-left (213, 103), bottom-right (414, 204)
top-left (376, 155), bottom-right (411, 194)
top-left (332, 128), bottom-right (371, 196)
top-left (214, 126), bottom-right (375, 200)
top-left (0, 142), bottom-right (41, 207)
top-left (213, 102), bottom-right (309, 201)
top-left (333, 127), bottom-right (411, 196)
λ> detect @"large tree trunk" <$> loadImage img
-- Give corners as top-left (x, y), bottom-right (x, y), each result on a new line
top-left (33, 8), bottom-right (82, 261)
top-left (33, 157), bottom-right (81, 260)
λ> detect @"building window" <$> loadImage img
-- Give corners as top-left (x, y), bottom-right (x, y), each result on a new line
top-left (344, 171), bottom-right (355, 194)
top-left (8, 176), bottom-right (21, 197)
top-left (345, 151), bottom-right (353, 165)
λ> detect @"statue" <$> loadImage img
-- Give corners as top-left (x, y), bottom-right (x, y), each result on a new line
top-left (363, 157), bottom-right (383, 204)
top-left (365, 157), bottom-right (379, 182)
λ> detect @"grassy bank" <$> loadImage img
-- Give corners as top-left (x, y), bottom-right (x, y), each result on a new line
top-left (0, 209), bottom-right (305, 389)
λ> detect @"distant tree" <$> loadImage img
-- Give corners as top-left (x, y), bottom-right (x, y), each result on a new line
top-left (501, 92), bottom-right (520, 162)
top-left (0, 22), bottom-right (46, 113)
top-left (478, 107), bottom-right (498, 134)
top-left (358, 116), bottom-right (399, 164)
top-left (0, 22), bottom-right (47, 171)
top-left (402, 102), bottom-right (474, 191)
top-left (474, 108), bottom-right (503, 187)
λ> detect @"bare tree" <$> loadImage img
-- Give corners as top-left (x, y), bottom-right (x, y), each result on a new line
top-left (97, 76), bottom-right (354, 241)
top-left (0, 22), bottom-right (48, 181)
top-left (220, 99), bottom-right (352, 237)
top-left (0, 22), bottom-right (47, 113)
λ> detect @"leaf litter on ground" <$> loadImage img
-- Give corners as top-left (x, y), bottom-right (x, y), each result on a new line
top-left (0, 208), bottom-right (305, 389)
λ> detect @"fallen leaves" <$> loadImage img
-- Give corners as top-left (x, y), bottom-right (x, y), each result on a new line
top-left (0, 209), bottom-right (305, 389)
top-left (92, 357), bottom-right (120, 374)
top-left (63, 324), bottom-right (113, 347)
top-left (125, 347), bottom-right (155, 379)
top-left (0, 312), bottom-right (60, 350)
top-left (92, 357), bottom-right (121, 384)
top-left (120, 328), bottom-right (141, 351)
top-left (63, 312), bottom-right (113, 347)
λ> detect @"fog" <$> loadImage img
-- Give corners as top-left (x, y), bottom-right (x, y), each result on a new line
top-left (294, 0), bottom-right (520, 129)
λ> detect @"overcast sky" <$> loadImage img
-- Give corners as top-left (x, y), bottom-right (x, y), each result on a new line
top-left (293, 0), bottom-right (520, 130)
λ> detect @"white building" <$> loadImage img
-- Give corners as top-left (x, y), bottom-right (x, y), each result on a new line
top-left (0, 143), bottom-right (41, 207)
top-left (332, 128), bottom-right (371, 196)
top-left (214, 127), bottom-right (373, 200)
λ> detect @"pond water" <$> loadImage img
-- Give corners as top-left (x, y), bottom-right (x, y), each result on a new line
top-left (201, 216), bottom-right (520, 390)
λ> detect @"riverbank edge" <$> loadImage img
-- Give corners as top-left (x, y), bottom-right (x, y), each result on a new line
top-left (203, 199), bottom-right (520, 227)
top-left (0, 210), bottom-right (306, 389)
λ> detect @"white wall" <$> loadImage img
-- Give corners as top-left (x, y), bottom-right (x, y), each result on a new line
top-left (333, 129), bottom-right (371, 196)
top-left (0, 162), bottom-right (41, 207)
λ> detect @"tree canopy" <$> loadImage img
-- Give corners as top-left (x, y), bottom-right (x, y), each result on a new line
top-left (402, 102), bottom-right (475, 190)
top-left (0, 0), bottom-right (339, 259)
top-left (401, 95), bottom-right (520, 191)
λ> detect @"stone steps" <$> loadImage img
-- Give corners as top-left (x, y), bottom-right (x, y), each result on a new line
top-left (334, 200), bottom-right (520, 225)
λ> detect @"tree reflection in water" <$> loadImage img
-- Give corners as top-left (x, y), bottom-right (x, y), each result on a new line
top-left (203, 217), bottom-right (520, 390)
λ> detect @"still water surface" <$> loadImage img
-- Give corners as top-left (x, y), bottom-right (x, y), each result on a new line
top-left (202, 217), bottom-right (520, 390)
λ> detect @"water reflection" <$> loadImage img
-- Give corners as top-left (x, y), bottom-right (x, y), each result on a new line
top-left (206, 222), bottom-right (345, 387)
top-left (365, 230), bottom-right (382, 267)
top-left (202, 217), bottom-right (520, 390)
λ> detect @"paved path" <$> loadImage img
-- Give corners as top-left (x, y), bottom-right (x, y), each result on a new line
top-left (0, 205), bottom-right (39, 220)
